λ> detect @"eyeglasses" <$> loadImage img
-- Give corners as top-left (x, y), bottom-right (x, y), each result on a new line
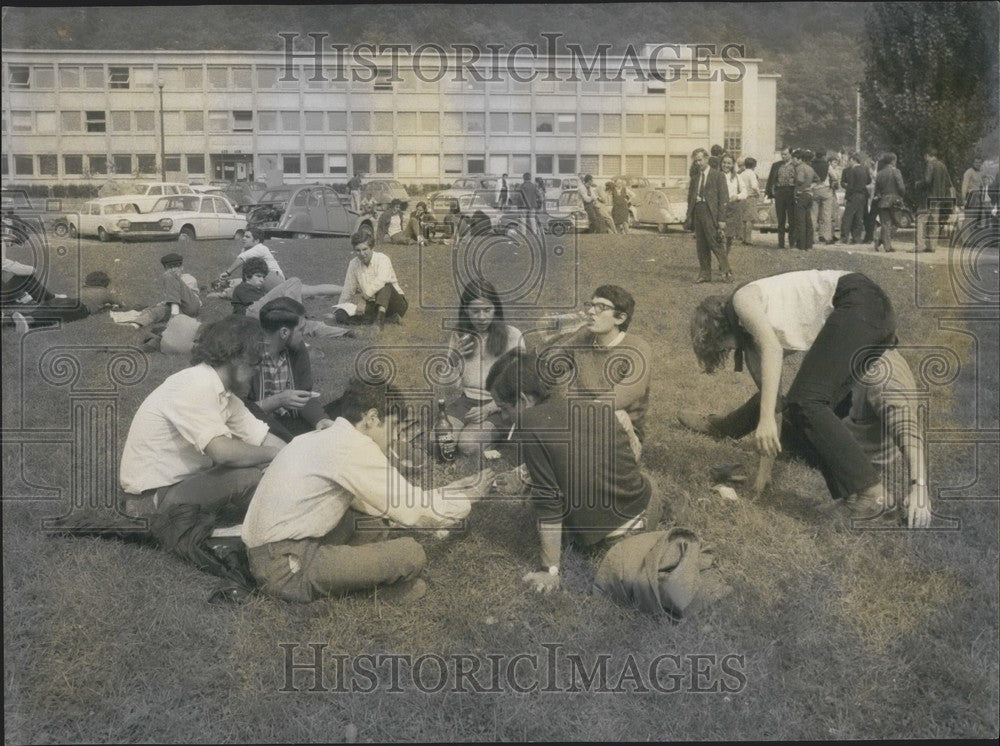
top-left (583, 301), bottom-right (617, 314)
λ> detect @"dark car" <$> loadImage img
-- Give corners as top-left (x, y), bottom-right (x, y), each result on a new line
top-left (247, 184), bottom-right (375, 241)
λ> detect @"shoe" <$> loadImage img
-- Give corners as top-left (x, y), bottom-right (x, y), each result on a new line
top-left (377, 577), bottom-right (427, 603)
top-left (841, 491), bottom-right (889, 520)
top-left (11, 311), bottom-right (30, 335)
top-left (722, 272), bottom-right (734, 283)
top-left (677, 409), bottom-right (714, 434)
top-left (695, 276), bottom-right (711, 284)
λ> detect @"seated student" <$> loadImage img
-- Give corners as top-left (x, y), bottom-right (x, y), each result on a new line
top-left (377, 200), bottom-right (407, 244)
top-left (687, 269), bottom-right (898, 519)
top-left (443, 279), bottom-right (524, 454)
top-left (485, 350), bottom-right (657, 594)
top-left (544, 284), bottom-right (652, 449)
top-left (678, 347), bottom-right (932, 528)
top-left (123, 252), bottom-right (201, 330)
top-left (241, 375), bottom-right (495, 604)
top-left (332, 232), bottom-right (408, 327)
top-left (119, 316), bottom-right (285, 550)
top-left (80, 270), bottom-right (122, 314)
top-left (220, 229), bottom-right (284, 290)
top-left (246, 297), bottom-right (335, 441)
top-left (2, 239), bottom-right (89, 331)
top-left (403, 202), bottom-right (429, 247)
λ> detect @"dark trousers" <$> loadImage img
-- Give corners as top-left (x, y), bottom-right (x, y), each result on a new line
top-left (793, 193), bottom-right (814, 249)
top-left (863, 199), bottom-right (878, 242)
top-left (693, 202), bottom-right (730, 280)
top-left (363, 284), bottom-right (408, 321)
top-left (1, 273), bottom-right (89, 325)
top-left (840, 193), bottom-right (867, 243)
top-left (2, 271), bottom-right (55, 304)
top-left (784, 273), bottom-right (896, 498)
top-left (773, 186), bottom-right (795, 248)
top-left (706, 391), bottom-right (857, 500)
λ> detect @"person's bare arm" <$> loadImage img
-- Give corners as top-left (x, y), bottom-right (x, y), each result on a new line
top-left (204, 434), bottom-right (281, 467)
top-left (732, 285), bottom-right (784, 457)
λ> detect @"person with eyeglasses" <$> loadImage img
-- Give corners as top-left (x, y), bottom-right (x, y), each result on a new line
top-left (544, 285), bottom-right (651, 452)
top-left (331, 231), bottom-right (408, 328)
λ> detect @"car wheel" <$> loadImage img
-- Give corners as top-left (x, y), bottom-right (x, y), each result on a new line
top-left (550, 221), bottom-right (567, 237)
top-left (178, 226), bottom-right (196, 241)
top-left (53, 222), bottom-right (69, 237)
top-left (98, 226), bottom-right (110, 243)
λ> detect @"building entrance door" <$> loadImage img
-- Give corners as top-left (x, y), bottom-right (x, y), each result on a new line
top-left (211, 154), bottom-right (254, 182)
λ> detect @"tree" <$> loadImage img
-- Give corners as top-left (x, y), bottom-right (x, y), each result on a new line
top-left (860, 2), bottom-right (999, 198)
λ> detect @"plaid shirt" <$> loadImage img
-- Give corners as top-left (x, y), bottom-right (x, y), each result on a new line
top-left (260, 349), bottom-right (295, 417)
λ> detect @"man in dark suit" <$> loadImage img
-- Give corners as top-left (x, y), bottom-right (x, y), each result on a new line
top-left (687, 155), bottom-right (731, 283)
top-left (839, 152), bottom-right (871, 244)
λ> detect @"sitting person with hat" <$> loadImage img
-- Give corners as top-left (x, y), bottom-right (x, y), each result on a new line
top-left (124, 252), bottom-right (201, 329)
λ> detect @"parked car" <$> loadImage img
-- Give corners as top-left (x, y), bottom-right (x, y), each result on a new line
top-left (64, 197), bottom-right (143, 241)
top-left (360, 178), bottom-right (410, 210)
top-left (116, 194), bottom-right (246, 241)
top-left (114, 182), bottom-right (196, 213)
top-left (451, 190), bottom-right (574, 237)
top-left (248, 184), bottom-right (376, 242)
top-left (628, 185), bottom-right (688, 232)
top-left (426, 176), bottom-right (504, 208)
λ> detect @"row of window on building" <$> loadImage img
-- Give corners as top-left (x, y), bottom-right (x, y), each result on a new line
top-left (1, 151), bottom-right (698, 180)
top-left (6, 62), bottom-right (720, 96)
top-left (4, 108), bottom-right (722, 137)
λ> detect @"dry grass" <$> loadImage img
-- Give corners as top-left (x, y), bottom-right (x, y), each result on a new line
top-left (2, 228), bottom-right (997, 742)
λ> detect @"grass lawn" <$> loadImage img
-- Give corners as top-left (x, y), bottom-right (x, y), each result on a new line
top-left (3, 226), bottom-right (998, 742)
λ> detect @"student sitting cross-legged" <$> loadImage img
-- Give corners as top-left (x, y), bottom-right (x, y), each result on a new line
top-left (241, 375), bottom-right (495, 604)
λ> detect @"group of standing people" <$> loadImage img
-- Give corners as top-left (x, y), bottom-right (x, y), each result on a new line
top-left (577, 175), bottom-right (635, 234)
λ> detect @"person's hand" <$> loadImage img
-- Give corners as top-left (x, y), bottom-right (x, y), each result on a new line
top-left (314, 418), bottom-right (335, 430)
top-left (718, 221), bottom-right (727, 230)
top-left (446, 468), bottom-right (496, 499)
top-left (270, 389), bottom-right (315, 411)
top-left (905, 483), bottom-right (932, 528)
top-left (522, 570), bottom-right (560, 593)
top-left (753, 415), bottom-right (782, 457)
top-left (491, 467), bottom-right (528, 496)
top-left (454, 333), bottom-right (476, 358)
top-left (464, 403), bottom-right (495, 425)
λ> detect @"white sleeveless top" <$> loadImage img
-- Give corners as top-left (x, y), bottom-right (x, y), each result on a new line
top-left (741, 269), bottom-right (852, 351)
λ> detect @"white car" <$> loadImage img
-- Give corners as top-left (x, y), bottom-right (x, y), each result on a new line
top-left (118, 182), bottom-right (196, 213)
top-left (67, 197), bottom-right (142, 242)
top-left (116, 194), bottom-right (247, 241)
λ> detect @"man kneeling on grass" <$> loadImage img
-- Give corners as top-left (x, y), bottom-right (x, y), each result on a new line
top-left (120, 316), bottom-right (286, 549)
top-left (485, 349), bottom-right (661, 594)
top-left (241, 376), bottom-right (495, 604)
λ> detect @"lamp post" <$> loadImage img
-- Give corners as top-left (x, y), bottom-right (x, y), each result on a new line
top-left (855, 84), bottom-right (862, 154)
top-left (157, 78), bottom-right (166, 182)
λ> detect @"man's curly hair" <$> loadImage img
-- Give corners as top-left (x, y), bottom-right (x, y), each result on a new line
top-left (190, 316), bottom-right (264, 368)
top-left (690, 295), bottom-right (736, 374)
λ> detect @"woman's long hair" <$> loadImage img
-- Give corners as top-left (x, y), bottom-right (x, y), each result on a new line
top-left (457, 279), bottom-right (508, 358)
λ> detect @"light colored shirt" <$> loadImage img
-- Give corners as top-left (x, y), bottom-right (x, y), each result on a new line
top-left (961, 167), bottom-right (987, 203)
top-left (388, 213), bottom-right (403, 235)
top-left (119, 363), bottom-right (269, 494)
top-left (241, 417), bottom-right (472, 547)
top-left (449, 325), bottom-right (524, 400)
top-left (338, 251), bottom-right (404, 306)
top-left (738, 169), bottom-right (761, 198)
top-left (743, 269), bottom-right (852, 351)
top-left (238, 243), bottom-right (283, 277)
top-left (724, 171), bottom-right (745, 201)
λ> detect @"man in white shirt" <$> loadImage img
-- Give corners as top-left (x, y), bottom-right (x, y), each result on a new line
top-left (242, 376), bottom-right (495, 603)
top-left (220, 229), bottom-right (285, 290)
top-left (120, 315), bottom-right (286, 531)
top-left (737, 157), bottom-right (761, 245)
top-left (333, 232), bottom-right (408, 327)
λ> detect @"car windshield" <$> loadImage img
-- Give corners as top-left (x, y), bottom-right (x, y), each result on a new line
top-left (152, 196), bottom-right (200, 212)
top-left (104, 203), bottom-right (138, 214)
top-left (259, 189), bottom-right (293, 203)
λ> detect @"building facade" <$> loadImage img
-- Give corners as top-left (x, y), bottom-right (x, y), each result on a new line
top-left (1, 47), bottom-right (778, 187)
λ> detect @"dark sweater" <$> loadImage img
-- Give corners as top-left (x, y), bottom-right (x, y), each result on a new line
top-left (246, 343), bottom-right (323, 427)
top-left (518, 393), bottom-right (651, 547)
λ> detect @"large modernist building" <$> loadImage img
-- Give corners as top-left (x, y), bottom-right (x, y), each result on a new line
top-left (1, 45), bottom-right (778, 186)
